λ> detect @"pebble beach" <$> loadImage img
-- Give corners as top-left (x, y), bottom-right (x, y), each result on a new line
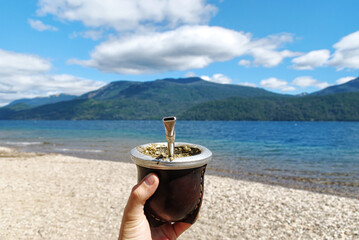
top-left (0, 147), bottom-right (358, 239)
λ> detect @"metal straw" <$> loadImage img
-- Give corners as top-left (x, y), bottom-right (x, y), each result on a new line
top-left (163, 116), bottom-right (176, 158)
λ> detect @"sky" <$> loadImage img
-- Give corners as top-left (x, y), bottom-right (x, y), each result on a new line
top-left (0, 0), bottom-right (358, 106)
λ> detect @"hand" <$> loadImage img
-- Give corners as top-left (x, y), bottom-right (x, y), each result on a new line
top-left (119, 173), bottom-right (192, 240)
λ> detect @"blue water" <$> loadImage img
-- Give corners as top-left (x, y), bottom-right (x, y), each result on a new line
top-left (0, 120), bottom-right (358, 198)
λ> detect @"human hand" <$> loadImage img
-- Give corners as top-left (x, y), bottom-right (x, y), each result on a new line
top-left (119, 173), bottom-right (192, 240)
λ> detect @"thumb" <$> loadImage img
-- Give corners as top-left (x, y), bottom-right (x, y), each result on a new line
top-left (119, 173), bottom-right (159, 240)
top-left (125, 173), bottom-right (159, 218)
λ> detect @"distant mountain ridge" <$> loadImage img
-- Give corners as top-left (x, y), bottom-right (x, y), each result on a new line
top-left (312, 77), bottom-right (359, 96)
top-left (0, 77), bottom-right (277, 120)
top-left (81, 77), bottom-right (278, 101)
top-left (1, 76), bottom-right (359, 121)
top-left (5, 93), bottom-right (77, 109)
top-left (80, 81), bottom-right (141, 100)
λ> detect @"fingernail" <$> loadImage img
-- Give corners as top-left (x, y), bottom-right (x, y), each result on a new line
top-left (145, 174), bottom-right (155, 185)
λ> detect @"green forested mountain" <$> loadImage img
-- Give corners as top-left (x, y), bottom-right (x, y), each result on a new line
top-left (0, 77), bottom-right (277, 120)
top-left (80, 81), bottom-right (142, 100)
top-left (0, 77), bottom-right (359, 121)
top-left (4, 93), bottom-right (77, 109)
top-left (180, 93), bottom-right (359, 121)
top-left (80, 77), bottom-right (277, 101)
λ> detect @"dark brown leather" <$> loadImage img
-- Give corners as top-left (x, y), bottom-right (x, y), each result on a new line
top-left (137, 165), bottom-right (207, 227)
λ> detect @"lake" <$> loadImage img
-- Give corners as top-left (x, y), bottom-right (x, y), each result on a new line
top-left (0, 120), bottom-right (358, 198)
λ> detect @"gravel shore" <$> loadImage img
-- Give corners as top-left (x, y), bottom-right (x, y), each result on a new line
top-left (0, 147), bottom-right (358, 239)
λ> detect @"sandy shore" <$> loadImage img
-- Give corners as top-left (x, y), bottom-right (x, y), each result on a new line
top-left (0, 147), bottom-right (358, 240)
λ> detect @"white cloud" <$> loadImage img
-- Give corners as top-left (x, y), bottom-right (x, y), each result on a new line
top-left (292, 76), bottom-right (318, 88)
top-left (248, 34), bottom-right (300, 67)
top-left (70, 30), bottom-right (103, 40)
top-left (34, 1), bottom-right (302, 73)
top-left (36, 0), bottom-right (359, 76)
top-left (282, 86), bottom-right (296, 92)
top-left (291, 49), bottom-right (330, 70)
top-left (0, 49), bottom-right (51, 75)
top-left (69, 25), bottom-right (251, 74)
top-left (329, 31), bottom-right (359, 69)
top-left (260, 77), bottom-right (295, 92)
top-left (188, 72), bottom-right (256, 87)
top-left (28, 19), bottom-right (58, 31)
top-left (292, 76), bottom-right (330, 89)
top-left (315, 82), bottom-right (330, 89)
top-left (36, 0), bottom-right (217, 31)
top-left (0, 49), bottom-right (105, 106)
top-left (251, 49), bottom-right (298, 68)
top-left (201, 73), bottom-right (232, 84)
top-left (336, 76), bottom-right (355, 85)
top-left (184, 72), bottom-right (196, 77)
top-left (69, 25), bottom-right (301, 74)
top-left (238, 82), bottom-right (257, 88)
top-left (238, 59), bottom-right (251, 67)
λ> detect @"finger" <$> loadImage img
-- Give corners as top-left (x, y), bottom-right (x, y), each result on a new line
top-left (173, 222), bottom-right (192, 238)
top-left (125, 173), bottom-right (159, 217)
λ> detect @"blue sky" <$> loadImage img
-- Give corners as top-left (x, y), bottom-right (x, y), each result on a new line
top-left (0, 0), bottom-right (358, 106)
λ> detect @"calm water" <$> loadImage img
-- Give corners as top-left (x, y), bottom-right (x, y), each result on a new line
top-left (0, 120), bottom-right (358, 198)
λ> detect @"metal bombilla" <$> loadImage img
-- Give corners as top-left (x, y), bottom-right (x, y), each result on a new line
top-left (163, 116), bottom-right (176, 158)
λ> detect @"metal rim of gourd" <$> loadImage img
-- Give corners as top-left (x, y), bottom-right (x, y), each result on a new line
top-left (130, 142), bottom-right (212, 170)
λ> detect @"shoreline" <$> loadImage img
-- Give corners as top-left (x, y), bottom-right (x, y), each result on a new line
top-left (5, 143), bottom-right (358, 199)
top-left (205, 167), bottom-right (359, 200)
top-left (1, 146), bottom-right (358, 239)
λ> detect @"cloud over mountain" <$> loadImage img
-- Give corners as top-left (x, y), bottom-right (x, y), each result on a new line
top-left (201, 73), bottom-right (232, 84)
top-left (0, 49), bottom-right (105, 106)
top-left (292, 76), bottom-right (329, 89)
top-left (0, 0), bottom-right (354, 100)
top-left (260, 77), bottom-right (296, 92)
top-left (336, 76), bottom-right (356, 85)
top-left (259, 76), bottom-right (331, 93)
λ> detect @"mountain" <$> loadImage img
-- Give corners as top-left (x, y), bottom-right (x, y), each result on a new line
top-left (81, 77), bottom-right (277, 101)
top-left (180, 92), bottom-right (359, 121)
top-left (80, 81), bottom-right (141, 100)
top-left (312, 77), bottom-right (359, 96)
top-left (5, 93), bottom-right (77, 109)
top-left (2, 77), bottom-right (359, 121)
top-left (0, 77), bottom-right (278, 120)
